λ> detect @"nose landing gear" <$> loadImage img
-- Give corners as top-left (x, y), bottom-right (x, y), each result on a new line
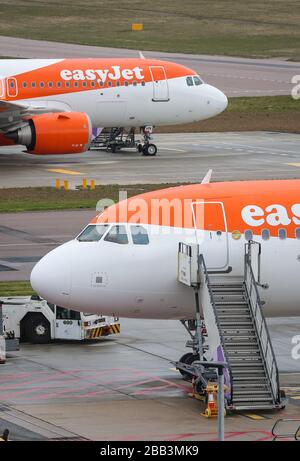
top-left (139, 126), bottom-right (157, 156)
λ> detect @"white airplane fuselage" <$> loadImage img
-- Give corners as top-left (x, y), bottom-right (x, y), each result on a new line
top-left (0, 59), bottom-right (228, 155)
top-left (31, 180), bottom-right (300, 320)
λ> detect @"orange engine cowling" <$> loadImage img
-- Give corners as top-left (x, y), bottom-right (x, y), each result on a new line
top-left (11, 112), bottom-right (92, 155)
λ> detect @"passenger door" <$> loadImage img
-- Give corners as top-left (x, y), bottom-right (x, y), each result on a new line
top-left (6, 77), bottom-right (18, 98)
top-left (191, 201), bottom-right (229, 270)
top-left (0, 78), bottom-right (5, 98)
top-left (149, 66), bottom-right (169, 101)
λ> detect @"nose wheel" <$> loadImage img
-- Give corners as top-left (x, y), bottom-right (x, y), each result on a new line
top-left (138, 126), bottom-right (157, 156)
top-left (141, 143), bottom-right (157, 156)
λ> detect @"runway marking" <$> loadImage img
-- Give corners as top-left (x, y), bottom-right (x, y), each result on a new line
top-left (286, 163), bottom-right (300, 168)
top-left (47, 168), bottom-right (83, 175)
top-left (159, 147), bottom-right (187, 153)
top-left (0, 243), bottom-right (60, 247)
top-left (242, 413), bottom-right (268, 421)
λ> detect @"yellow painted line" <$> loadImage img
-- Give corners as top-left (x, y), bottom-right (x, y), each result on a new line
top-left (47, 168), bottom-right (83, 175)
top-left (290, 396), bottom-right (300, 400)
top-left (286, 163), bottom-right (300, 168)
top-left (243, 413), bottom-right (266, 420)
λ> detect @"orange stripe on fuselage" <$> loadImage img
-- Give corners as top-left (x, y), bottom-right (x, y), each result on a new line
top-left (4, 59), bottom-right (196, 101)
top-left (91, 179), bottom-right (300, 239)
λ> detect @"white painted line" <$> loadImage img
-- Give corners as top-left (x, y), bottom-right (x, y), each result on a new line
top-left (0, 243), bottom-right (61, 247)
top-left (159, 147), bottom-right (187, 153)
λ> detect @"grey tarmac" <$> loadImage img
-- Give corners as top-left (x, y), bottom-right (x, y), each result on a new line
top-left (0, 132), bottom-right (300, 189)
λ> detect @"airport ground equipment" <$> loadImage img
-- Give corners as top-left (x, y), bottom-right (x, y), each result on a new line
top-left (272, 419), bottom-right (300, 441)
top-left (1, 295), bottom-right (120, 344)
top-left (176, 241), bottom-right (286, 412)
top-left (0, 300), bottom-right (19, 362)
top-left (90, 126), bottom-right (157, 156)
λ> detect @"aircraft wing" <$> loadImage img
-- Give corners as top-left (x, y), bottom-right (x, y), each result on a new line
top-left (0, 99), bottom-right (69, 133)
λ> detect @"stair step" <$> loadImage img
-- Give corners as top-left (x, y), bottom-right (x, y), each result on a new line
top-left (233, 396), bottom-right (273, 404)
top-left (234, 383), bottom-right (269, 389)
top-left (229, 357), bottom-right (262, 363)
top-left (233, 376), bottom-right (268, 381)
top-left (219, 314), bottom-right (252, 319)
top-left (231, 362), bottom-right (264, 368)
top-left (215, 301), bottom-right (248, 306)
top-left (224, 341), bottom-right (259, 347)
top-left (210, 284), bottom-right (244, 288)
top-left (211, 281), bottom-right (244, 288)
top-left (214, 295), bottom-right (246, 301)
top-left (233, 389), bottom-right (272, 400)
top-left (216, 308), bottom-right (250, 314)
top-left (218, 317), bottom-right (253, 327)
top-left (231, 368), bottom-right (267, 381)
top-left (227, 349), bottom-right (260, 355)
top-left (224, 336), bottom-right (257, 341)
top-left (233, 404), bottom-right (276, 411)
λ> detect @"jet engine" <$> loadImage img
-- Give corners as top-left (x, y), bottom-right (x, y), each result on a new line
top-left (8, 112), bottom-right (92, 155)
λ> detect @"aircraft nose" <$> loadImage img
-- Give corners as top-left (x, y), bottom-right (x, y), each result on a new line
top-left (204, 84), bottom-right (228, 116)
top-left (30, 244), bottom-right (72, 308)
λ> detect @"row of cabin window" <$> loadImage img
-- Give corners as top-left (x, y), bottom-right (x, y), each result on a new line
top-left (78, 224), bottom-right (300, 245)
top-left (19, 80), bottom-right (147, 89)
top-left (244, 228), bottom-right (300, 241)
top-left (77, 224), bottom-right (149, 245)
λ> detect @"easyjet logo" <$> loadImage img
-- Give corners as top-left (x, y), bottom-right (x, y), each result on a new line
top-left (242, 204), bottom-right (300, 227)
top-left (60, 66), bottom-right (144, 83)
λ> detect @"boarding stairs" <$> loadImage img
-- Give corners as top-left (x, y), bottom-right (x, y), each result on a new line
top-left (198, 241), bottom-right (283, 411)
top-left (176, 240), bottom-right (284, 411)
top-left (90, 127), bottom-right (136, 152)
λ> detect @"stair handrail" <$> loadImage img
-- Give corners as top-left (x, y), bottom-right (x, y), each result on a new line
top-left (244, 241), bottom-right (280, 404)
top-left (198, 253), bottom-right (234, 406)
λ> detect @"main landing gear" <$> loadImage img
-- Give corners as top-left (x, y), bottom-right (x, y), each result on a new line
top-left (89, 126), bottom-right (158, 156)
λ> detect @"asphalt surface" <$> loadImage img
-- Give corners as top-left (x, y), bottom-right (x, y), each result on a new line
top-left (0, 36), bottom-right (299, 97)
top-left (1, 317), bottom-right (299, 441)
top-left (1, 132), bottom-right (300, 189)
top-left (0, 209), bottom-right (94, 281)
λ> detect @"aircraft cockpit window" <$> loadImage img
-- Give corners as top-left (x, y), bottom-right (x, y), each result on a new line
top-left (296, 228), bottom-right (300, 239)
top-left (131, 225), bottom-right (149, 245)
top-left (104, 225), bottom-right (129, 245)
top-left (186, 76), bottom-right (194, 86)
top-left (193, 76), bottom-right (203, 85)
top-left (77, 224), bottom-right (108, 242)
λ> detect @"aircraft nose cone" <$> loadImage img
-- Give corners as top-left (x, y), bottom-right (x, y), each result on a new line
top-left (217, 90), bottom-right (228, 113)
top-left (204, 84), bottom-right (228, 116)
top-left (30, 246), bottom-right (71, 308)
